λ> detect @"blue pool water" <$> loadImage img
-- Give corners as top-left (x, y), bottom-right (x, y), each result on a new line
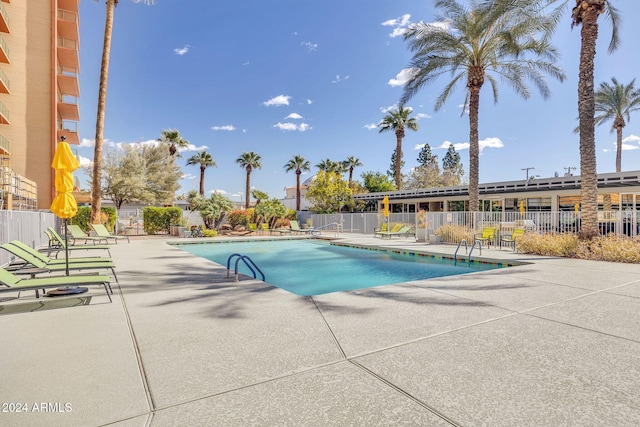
top-left (178, 240), bottom-right (505, 296)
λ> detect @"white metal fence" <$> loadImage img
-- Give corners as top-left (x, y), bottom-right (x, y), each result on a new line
top-left (0, 210), bottom-right (57, 266)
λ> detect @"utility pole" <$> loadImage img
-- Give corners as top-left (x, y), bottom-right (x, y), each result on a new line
top-left (521, 167), bottom-right (535, 180)
top-left (564, 166), bottom-right (576, 176)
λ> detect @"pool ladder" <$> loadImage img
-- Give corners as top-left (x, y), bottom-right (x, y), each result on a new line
top-left (226, 253), bottom-right (265, 282)
top-left (454, 239), bottom-right (482, 264)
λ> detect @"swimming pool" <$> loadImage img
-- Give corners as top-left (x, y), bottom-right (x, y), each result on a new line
top-left (177, 240), bottom-right (508, 296)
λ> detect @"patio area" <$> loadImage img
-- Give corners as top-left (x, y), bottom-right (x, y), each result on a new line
top-left (1, 234), bottom-right (639, 426)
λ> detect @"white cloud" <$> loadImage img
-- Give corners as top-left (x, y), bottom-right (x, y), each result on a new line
top-left (285, 113), bottom-right (303, 119)
top-left (381, 14), bottom-right (411, 38)
top-left (380, 104), bottom-right (412, 114)
top-left (263, 95), bottom-right (291, 107)
top-left (302, 41), bottom-right (318, 52)
top-left (242, 61), bottom-right (250, 66)
top-left (364, 123), bottom-right (378, 130)
top-left (332, 75), bottom-right (350, 83)
top-left (621, 134), bottom-right (640, 150)
top-left (182, 143), bottom-right (208, 152)
top-left (211, 189), bottom-right (228, 195)
top-left (181, 173), bottom-right (197, 180)
top-left (438, 137), bottom-right (504, 153)
top-left (414, 143), bottom-right (425, 150)
top-left (416, 112), bottom-right (431, 120)
top-left (273, 122), bottom-right (311, 132)
top-left (306, 99), bottom-right (313, 105)
top-left (211, 125), bottom-right (236, 131)
top-left (79, 138), bottom-right (95, 148)
top-left (388, 68), bottom-right (417, 87)
top-left (78, 155), bottom-right (93, 168)
top-left (174, 45), bottom-right (190, 55)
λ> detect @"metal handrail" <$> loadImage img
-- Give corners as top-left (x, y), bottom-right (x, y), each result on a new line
top-left (226, 253), bottom-right (265, 282)
top-left (469, 240), bottom-right (482, 261)
top-left (454, 239), bottom-right (468, 264)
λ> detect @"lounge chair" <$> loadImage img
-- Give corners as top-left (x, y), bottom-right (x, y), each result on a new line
top-left (500, 228), bottom-right (525, 251)
top-left (91, 223), bottom-right (131, 244)
top-left (9, 240), bottom-right (111, 265)
top-left (46, 228), bottom-right (112, 258)
top-left (249, 223), bottom-right (257, 234)
top-left (67, 224), bottom-right (109, 245)
top-left (0, 267), bottom-right (112, 302)
top-left (375, 223), bottom-right (403, 238)
top-left (1, 243), bottom-right (118, 282)
top-left (474, 226), bottom-right (496, 248)
top-left (289, 220), bottom-right (316, 235)
top-left (379, 225), bottom-right (413, 239)
top-left (373, 223), bottom-right (388, 236)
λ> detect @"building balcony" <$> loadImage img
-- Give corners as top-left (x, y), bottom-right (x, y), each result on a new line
top-left (57, 38), bottom-right (79, 69)
top-left (57, 96), bottom-right (79, 121)
top-left (57, 73), bottom-right (78, 97)
top-left (0, 3), bottom-right (8, 33)
top-left (0, 34), bottom-right (9, 63)
top-left (57, 120), bottom-right (79, 145)
top-left (57, 9), bottom-right (78, 41)
top-left (0, 100), bottom-right (9, 124)
top-left (0, 134), bottom-right (9, 155)
top-left (0, 67), bottom-right (9, 94)
top-left (58, 0), bottom-right (78, 13)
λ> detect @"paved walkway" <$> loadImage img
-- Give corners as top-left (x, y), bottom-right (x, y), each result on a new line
top-left (1, 234), bottom-right (639, 426)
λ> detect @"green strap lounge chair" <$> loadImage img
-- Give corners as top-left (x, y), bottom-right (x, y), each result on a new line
top-left (91, 223), bottom-right (131, 244)
top-left (46, 228), bottom-right (112, 258)
top-left (67, 224), bottom-right (109, 245)
top-left (0, 267), bottom-right (112, 302)
top-left (289, 220), bottom-right (316, 235)
top-left (379, 225), bottom-right (413, 239)
top-left (375, 223), bottom-right (403, 238)
top-left (9, 240), bottom-right (112, 265)
top-left (1, 243), bottom-right (118, 283)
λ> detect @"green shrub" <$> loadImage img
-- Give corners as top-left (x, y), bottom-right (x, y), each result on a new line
top-left (434, 224), bottom-right (474, 244)
top-left (228, 210), bottom-right (251, 228)
top-left (517, 233), bottom-right (640, 263)
top-left (70, 206), bottom-right (116, 232)
top-left (142, 206), bottom-right (182, 234)
top-left (202, 229), bottom-right (217, 238)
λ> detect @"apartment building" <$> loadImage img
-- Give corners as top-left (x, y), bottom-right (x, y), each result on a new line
top-left (0, 0), bottom-right (80, 210)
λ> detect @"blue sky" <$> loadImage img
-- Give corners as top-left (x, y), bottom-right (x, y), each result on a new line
top-left (75, 0), bottom-right (640, 202)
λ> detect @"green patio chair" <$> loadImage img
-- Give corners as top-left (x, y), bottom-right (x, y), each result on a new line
top-left (91, 223), bottom-right (131, 244)
top-left (67, 224), bottom-right (108, 245)
top-left (9, 240), bottom-right (111, 265)
top-left (375, 223), bottom-right (403, 238)
top-left (289, 220), bottom-right (316, 235)
top-left (46, 228), bottom-right (112, 258)
top-left (500, 228), bottom-right (526, 251)
top-left (0, 243), bottom-right (118, 282)
top-left (474, 226), bottom-right (496, 248)
top-left (0, 267), bottom-right (112, 302)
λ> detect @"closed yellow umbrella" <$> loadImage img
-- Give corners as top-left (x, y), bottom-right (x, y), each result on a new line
top-left (50, 137), bottom-right (80, 276)
top-left (382, 196), bottom-right (389, 217)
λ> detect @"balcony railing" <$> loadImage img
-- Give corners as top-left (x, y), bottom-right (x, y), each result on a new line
top-left (0, 134), bottom-right (9, 154)
top-left (0, 34), bottom-right (8, 63)
top-left (0, 3), bottom-right (9, 33)
top-left (0, 100), bottom-right (9, 124)
top-left (0, 67), bottom-right (9, 94)
top-left (57, 9), bottom-right (78, 23)
top-left (57, 65), bottom-right (78, 77)
top-left (57, 37), bottom-right (78, 50)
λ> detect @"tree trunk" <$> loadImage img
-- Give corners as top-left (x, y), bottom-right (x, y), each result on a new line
top-left (245, 167), bottom-right (252, 209)
top-left (395, 131), bottom-right (403, 190)
top-left (199, 165), bottom-right (205, 196)
top-left (577, 6), bottom-right (600, 239)
top-left (295, 170), bottom-right (301, 211)
top-left (468, 86), bottom-right (481, 212)
top-left (615, 122), bottom-right (623, 172)
top-left (91, 0), bottom-right (116, 224)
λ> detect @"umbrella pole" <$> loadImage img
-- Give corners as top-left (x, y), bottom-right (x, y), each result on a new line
top-left (64, 219), bottom-right (70, 276)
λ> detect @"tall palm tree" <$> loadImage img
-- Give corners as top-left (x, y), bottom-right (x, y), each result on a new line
top-left (315, 158), bottom-right (343, 174)
top-left (284, 155), bottom-right (311, 211)
top-left (91, 0), bottom-right (154, 224)
top-left (378, 107), bottom-right (419, 190)
top-left (594, 78), bottom-right (640, 173)
top-left (159, 129), bottom-right (190, 157)
top-left (236, 152), bottom-right (262, 209)
top-left (401, 0), bottom-right (565, 212)
top-left (186, 151), bottom-right (217, 196)
top-left (572, 0), bottom-right (621, 238)
top-left (343, 156), bottom-right (363, 187)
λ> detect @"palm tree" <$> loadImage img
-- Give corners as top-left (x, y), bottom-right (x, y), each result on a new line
top-left (342, 156), bottom-right (363, 187)
top-left (378, 107), bottom-right (419, 190)
top-left (159, 129), bottom-right (190, 157)
top-left (186, 151), bottom-right (217, 196)
top-left (594, 78), bottom-right (640, 173)
top-left (236, 152), bottom-right (262, 209)
top-left (401, 0), bottom-right (565, 212)
top-left (315, 158), bottom-right (344, 174)
top-left (91, 0), bottom-right (154, 224)
top-left (284, 155), bottom-right (311, 211)
top-left (571, 0), bottom-right (621, 238)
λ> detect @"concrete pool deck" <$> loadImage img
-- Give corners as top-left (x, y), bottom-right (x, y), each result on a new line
top-left (1, 233), bottom-right (639, 426)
